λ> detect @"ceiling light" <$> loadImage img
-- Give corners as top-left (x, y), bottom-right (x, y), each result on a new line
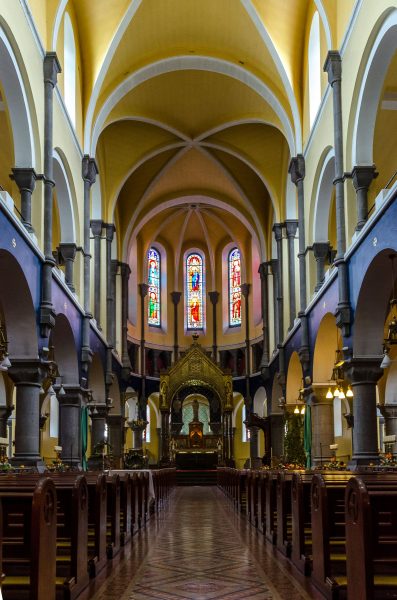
top-left (326, 388), bottom-right (333, 399)
top-left (346, 386), bottom-right (354, 398)
top-left (300, 406), bottom-right (305, 414)
top-left (294, 406), bottom-right (299, 414)
top-left (333, 387), bottom-right (340, 397)
top-left (339, 389), bottom-right (346, 400)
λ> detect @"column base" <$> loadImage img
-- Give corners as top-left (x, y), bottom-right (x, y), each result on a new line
top-left (348, 454), bottom-right (380, 470)
top-left (10, 456), bottom-right (46, 473)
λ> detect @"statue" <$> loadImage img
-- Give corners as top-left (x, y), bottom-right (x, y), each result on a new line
top-left (169, 438), bottom-right (176, 463)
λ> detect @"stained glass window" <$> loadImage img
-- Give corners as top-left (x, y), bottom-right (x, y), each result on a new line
top-left (186, 252), bottom-right (204, 329)
top-left (229, 248), bottom-right (242, 327)
top-left (147, 247), bottom-right (160, 327)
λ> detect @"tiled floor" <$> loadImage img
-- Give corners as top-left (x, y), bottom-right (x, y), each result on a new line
top-left (87, 487), bottom-right (324, 600)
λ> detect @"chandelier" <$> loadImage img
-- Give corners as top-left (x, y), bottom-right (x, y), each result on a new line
top-left (293, 382), bottom-right (305, 415)
top-left (0, 321), bottom-right (11, 372)
top-left (381, 254), bottom-right (397, 369)
top-left (326, 347), bottom-right (353, 400)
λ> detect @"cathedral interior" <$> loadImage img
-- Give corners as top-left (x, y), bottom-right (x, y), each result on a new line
top-left (0, 1), bottom-right (397, 598)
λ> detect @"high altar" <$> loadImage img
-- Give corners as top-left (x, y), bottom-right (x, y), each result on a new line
top-left (159, 334), bottom-right (234, 468)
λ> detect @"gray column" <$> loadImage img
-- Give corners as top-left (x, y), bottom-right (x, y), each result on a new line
top-left (269, 259), bottom-right (279, 347)
top-left (58, 243), bottom-right (77, 292)
top-left (10, 168), bottom-right (37, 233)
top-left (104, 224), bottom-right (116, 344)
top-left (40, 53), bottom-right (61, 338)
top-left (8, 361), bottom-right (44, 469)
top-left (351, 165), bottom-right (378, 231)
top-left (285, 220), bottom-right (298, 328)
top-left (345, 359), bottom-right (382, 468)
top-left (289, 156), bottom-right (310, 370)
top-left (90, 219), bottom-right (103, 327)
top-left (171, 291), bottom-right (181, 362)
top-left (272, 223), bottom-right (284, 344)
top-left (312, 242), bottom-right (330, 291)
top-left (109, 259), bottom-right (119, 348)
top-left (258, 262), bottom-right (270, 378)
top-left (270, 413), bottom-right (284, 459)
top-left (90, 405), bottom-right (109, 454)
top-left (379, 405), bottom-right (397, 454)
top-left (324, 51), bottom-right (351, 336)
top-left (107, 414), bottom-right (124, 468)
top-left (209, 291), bottom-right (219, 361)
top-left (58, 385), bottom-right (83, 468)
top-left (81, 156), bottom-right (98, 370)
top-left (120, 262), bottom-right (131, 373)
top-left (310, 388), bottom-right (334, 466)
top-left (138, 283), bottom-right (148, 419)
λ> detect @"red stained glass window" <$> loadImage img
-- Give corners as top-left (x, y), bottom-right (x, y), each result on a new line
top-left (186, 253), bottom-right (204, 329)
top-left (148, 247), bottom-right (160, 327)
top-left (229, 248), bottom-right (241, 327)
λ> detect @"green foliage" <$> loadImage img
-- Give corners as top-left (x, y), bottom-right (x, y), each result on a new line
top-left (284, 413), bottom-right (306, 466)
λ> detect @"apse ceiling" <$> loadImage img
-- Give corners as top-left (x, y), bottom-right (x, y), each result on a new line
top-left (41, 0), bottom-right (353, 264)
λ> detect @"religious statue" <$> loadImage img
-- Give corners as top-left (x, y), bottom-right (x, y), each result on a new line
top-left (169, 438), bottom-right (176, 463)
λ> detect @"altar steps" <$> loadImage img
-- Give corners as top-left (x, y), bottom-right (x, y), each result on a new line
top-left (176, 469), bottom-right (218, 486)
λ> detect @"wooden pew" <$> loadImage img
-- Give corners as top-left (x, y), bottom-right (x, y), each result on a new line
top-left (276, 470), bottom-right (293, 557)
top-left (257, 470), bottom-right (267, 534)
top-left (265, 471), bottom-right (278, 544)
top-left (106, 473), bottom-right (120, 559)
top-left (237, 469), bottom-right (248, 513)
top-left (345, 474), bottom-right (397, 600)
top-left (118, 472), bottom-right (132, 546)
top-left (0, 476), bottom-right (57, 600)
top-left (248, 470), bottom-right (260, 528)
top-left (291, 471), bottom-right (313, 575)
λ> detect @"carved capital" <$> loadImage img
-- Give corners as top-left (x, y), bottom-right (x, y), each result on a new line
top-left (82, 155), bottom-right (98, 186)
top-left (8, 359), bottom-right (43, 386)
top-left (171, 291), bottom-right (182, 306)
top-left (58, 242), bottom-right (77, 262)
top-left (351, 165), bottom-right (378, 192)
top-left (272, 222), bottom-right (284, 242)
top-left (324, 50), bottom-right (342, 86)
top-left (269, 258), bottom-right (278, 276)
top-left (209, 291), bottom-right (220, 305)
top-left (139, 283), bottom-right (149, 298)
top-left (10, 168), bottom-right (37, 193)
top-left (258, 262), bottom-right (268, 280)
top-left (104, 223), bottom-right (116, 242)
top-left (345, 357), bottom-right (384, 386)
top-left (288, 154), bottom-right (305, 185)
top-left (43, 52), bottom-right (61, 87)
top-left (285, 219), bottom-right (298, 238)
top-left (90, 219), bottom-right (103, 237)
top-left (119, 262), bottom-right (131, 280)
top-left (241, 283), bottom-right (250, 298)
top-left (312, 242), bottom-right (330, 261)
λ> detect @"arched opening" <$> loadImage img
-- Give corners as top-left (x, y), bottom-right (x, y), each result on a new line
top-left (63, 12), bottom-right (76, 127)
top-left (308, 11), bottom-right (322, 128)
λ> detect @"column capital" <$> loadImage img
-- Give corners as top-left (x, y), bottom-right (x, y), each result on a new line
top-left (312, 241), bottom-right (330, 260)
top-left (171, 291), bottom-right (181, 305)
top-left (7, 359), bottom-right (43, 386)
top-left (208, 291), bottom-right (220, 305)
top-left (288, 154), bottom-right (305, 185)
top-left (10, 168), bottom-right (37, 192)
top-left (111, 259), bottom-right (119, 276)
top-left (379, 404), bottom-right (397, 419)
top-left (58, 242), bottom-right (77, 261)
top-left (139, 283), bottom-right (149, 298)
top-left (104, 223), bottom-right (116, 242)
top-left (241, 283), bottom-right (250, 298)
top-left (82, 155), bottom-right (98, 186)
top-left (90, 219), bottom-right (103, 237)
top-left (57, 384), bottom-right (84, 406)
top-left (285, 219), bottom-right (298, 238)
top-left (351, 165), bottom-right (378, 191)
top-left (119, 261), bottom-right (131, 279)
top-left (258, 262), bottom-right (269, 279)
top-left (272, 222), bottom-right (284, 241)
top-left (324, 50), bottom-right (342, 86)
top-left (89, 404), bottom-right (109, 419)
top-left (345, 357), bottom-right (384, 385)
top-left (269, 258), bottom-right (278, 276)
top-left (43, 52), bottom-right (61, 87)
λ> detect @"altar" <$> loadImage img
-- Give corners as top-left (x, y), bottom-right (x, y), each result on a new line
top-left (175, 451), bottom-right (218, 470)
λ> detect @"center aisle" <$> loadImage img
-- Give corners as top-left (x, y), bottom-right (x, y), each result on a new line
top-left (89, 487), bottom-right (323, 600)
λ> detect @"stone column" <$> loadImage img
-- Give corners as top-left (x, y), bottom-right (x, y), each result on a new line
top-left (351, 165), bottom-right (378, 231)
top-left (258, 262), bottom-right (270, 377)
top-left (222, 410), bottom-right (233, 465)
top-left (58, 243), bottom-right (77, 292)
top-left (289, 156), bottom-right (310, 370)
top-left (138, 283), bottom-right (148, 419)
top-left (90, 219), bottom-right (103, 327)
top-left (345, 358), bottom-right (383, 467)
top-left (58, 385), bottom-right (83, 468)
top-left (324, 52), bottom-right (351, 336)
top-left (171, 291), bottom-right (181, 362)
top-left (380, 405), bottom-right (397, 454)
top-left (8, 361), bottom-right (44, 469)
top-left (209, 291), bottom-right (219, 361)
top-left (120, 262), bottom-right (131, 375)
top-left (107, 414), bottom-right (124, 468)
top-left (110, 260), bottom-right (119, 348)
top-left (40, 53), bottom-right (61, 337)
top-left (269, 259), bottom-right (279, 347)
top-left (104, 224), bottom-right (116, 343)
top-left (310, 387), bottom-right (334, 466)
top-left (160, 409), bottom-right (170, 465)
top-left (10, 168), bottom-right (37, 234)
top-left (272, 223), bottom-right (284, 343)
top-left (81, 156), bottom-right (98, 371)
top-left (90, 405), bottom-right (109, 454)
top-left (285, 220), bottom-right (298, 328)
top-left (312, 242), bottom-right (330, 291)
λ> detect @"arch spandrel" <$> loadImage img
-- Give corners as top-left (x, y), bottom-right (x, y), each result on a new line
top-left (159, 337), bottom-right (232, 410)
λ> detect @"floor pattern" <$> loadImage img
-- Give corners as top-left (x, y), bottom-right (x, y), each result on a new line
top-left (88, 487), bottom-right (324, 600)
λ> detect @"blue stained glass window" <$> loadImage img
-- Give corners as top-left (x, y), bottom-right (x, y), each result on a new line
top-left (186, 252), bottom-right (205, 329)
top-left (148, 248), bottom-right (160, 327)
top-left (229, 248), bottom-right (241, 327)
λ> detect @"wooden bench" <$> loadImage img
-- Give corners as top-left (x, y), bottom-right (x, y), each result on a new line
top-left (265, 471), bottom-right (278, 544)
top-left (0, 476), bottom-right (57, 600)
top-left (106, 473), bottom-right (120, 558)
top-left (257, 471), bottom-right (267, 534)
top-left (276, 470), bottom-right (294, 557)
top-left (118, 472), bottom-right (132, 546)
top-left (291, 471), bottom-right (313, 575)
top-left (345, 473), bottom-right (397, 600)
top-left (248, 470), bottom-right (260, 528)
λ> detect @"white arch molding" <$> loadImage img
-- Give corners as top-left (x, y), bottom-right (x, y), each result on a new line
top-left (352, 9), bottom-right (397, 166)
top-left (89, 56), bottom-right (296, 158)
top-left (313, 147), bottom-right (335, 243)
top-left (0, 23), bottom-right (36, 168)
top-left (53, 149), bottom-right (76, 243)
